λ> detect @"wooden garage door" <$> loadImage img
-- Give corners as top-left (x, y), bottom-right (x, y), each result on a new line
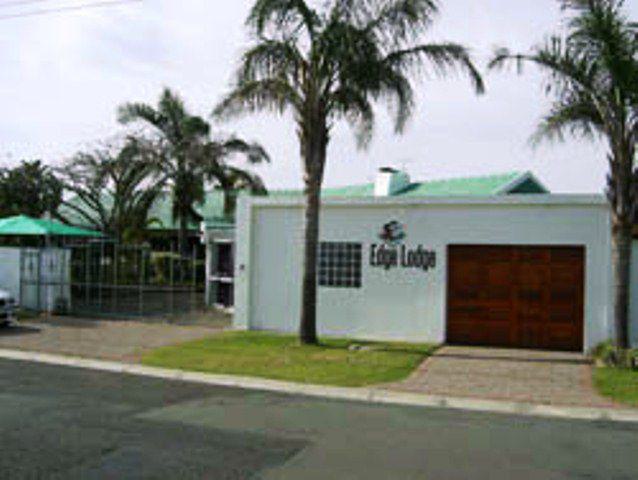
top-left (447, 245), bottom-right (584, 351)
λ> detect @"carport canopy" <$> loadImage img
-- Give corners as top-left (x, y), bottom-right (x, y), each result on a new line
top-left (0, 215), bottom-right (102, 237)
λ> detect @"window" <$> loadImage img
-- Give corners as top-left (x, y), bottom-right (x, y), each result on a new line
top-left (318, 242), bottom-right (362, 288)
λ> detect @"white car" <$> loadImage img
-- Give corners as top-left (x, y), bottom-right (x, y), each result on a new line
top-left (0, 289), bottom-right (17, 326)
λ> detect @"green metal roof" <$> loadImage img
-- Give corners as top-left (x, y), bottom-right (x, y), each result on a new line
top-left (61, 172), bottom-right (547, 232)
top-left (397, 171), bottom-right (535, 196)
top-left (146, 191), bottom-right (231, 231)
top-left (271, 171), bottom-right (545, 198)
top-left (0, 215), bottom-right (102, 237)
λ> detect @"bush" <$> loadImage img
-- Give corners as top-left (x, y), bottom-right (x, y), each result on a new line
top-left (593, 341), bottom-right (638, 370)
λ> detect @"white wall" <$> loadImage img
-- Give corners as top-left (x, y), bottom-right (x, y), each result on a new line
top-left (630, 241), bottom-right (638, 348)
top-left (0, 247), bottom-right (71, 311)
top-left (235, 195), bottom-right (613, 351)
top-left (0, 248), bottom-right (21, 299)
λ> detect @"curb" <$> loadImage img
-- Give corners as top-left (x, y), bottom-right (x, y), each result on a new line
top-left (1, 348), bottom-right (637, 424)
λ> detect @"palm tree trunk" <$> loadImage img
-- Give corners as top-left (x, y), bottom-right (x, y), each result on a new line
top-left (178, 215), bottom-right (189, 259)
top-left (300, 171), bottom-right (321, 345)
top-left (223, 189), bottom-right (236, 219)
top-left (612, 221), bottom-right (632, 349)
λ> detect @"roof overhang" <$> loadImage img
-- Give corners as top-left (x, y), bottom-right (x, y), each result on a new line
top-left (243, 194), bottom-right (608, 210)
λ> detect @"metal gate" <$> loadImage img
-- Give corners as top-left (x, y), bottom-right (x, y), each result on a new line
top-left (20, 248), bottom-right (71, 313)
top-left (69, 242), bottom-right (205, 318)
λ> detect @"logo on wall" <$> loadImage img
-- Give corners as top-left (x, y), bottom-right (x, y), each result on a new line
top-left (370, 220), bottom-right (436, 273)
top-left (379, 221), bottom-right (406, 246)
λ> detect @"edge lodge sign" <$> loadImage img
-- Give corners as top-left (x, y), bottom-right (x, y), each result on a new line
top-left (370, 221), bottom-right (437, 272)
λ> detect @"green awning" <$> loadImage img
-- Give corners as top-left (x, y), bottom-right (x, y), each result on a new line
top-left (0, 215), bottom-right (102, 237)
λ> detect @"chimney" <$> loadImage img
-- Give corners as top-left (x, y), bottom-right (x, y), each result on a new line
top-left (374, 167), bottom-right (411, 197)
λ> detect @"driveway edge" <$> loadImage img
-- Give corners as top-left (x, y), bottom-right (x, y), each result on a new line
top-left (1, 348), bottom-right (637, 424)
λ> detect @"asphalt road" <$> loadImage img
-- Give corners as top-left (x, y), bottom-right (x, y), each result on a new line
top-left (0, 360), bottom-right (637, 479)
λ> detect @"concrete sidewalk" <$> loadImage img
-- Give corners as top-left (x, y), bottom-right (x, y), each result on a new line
top-left (0, 347), bottom-right (636, 425)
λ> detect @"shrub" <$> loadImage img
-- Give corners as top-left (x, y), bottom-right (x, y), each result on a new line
top-left (593, 341), bottom-right (638, 370)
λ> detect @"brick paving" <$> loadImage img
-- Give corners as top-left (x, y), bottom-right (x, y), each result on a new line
top-left (388, 346), bottom-right (615, 407)
top-left (0, 314), bottom-right (229, 363)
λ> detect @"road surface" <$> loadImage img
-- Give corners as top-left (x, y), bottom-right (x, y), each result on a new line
top-left (0, 359), bottom-right (636, 479)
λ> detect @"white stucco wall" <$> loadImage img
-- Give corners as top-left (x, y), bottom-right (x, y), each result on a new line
top-left (629, 241), bottom-right (638, 348)
top-left (0, 248), bottom-right (71, 311)
top-left (234, 195), bottom-right (613, 352)
top-left (0, 248), bottom-right (21, 299)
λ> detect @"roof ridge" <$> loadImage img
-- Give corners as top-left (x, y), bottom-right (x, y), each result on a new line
top-left (419, 171), bottom-right (525, 185)
top-left (255, 172), bottom-right (530, 194)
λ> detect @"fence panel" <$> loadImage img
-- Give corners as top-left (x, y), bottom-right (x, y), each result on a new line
top-left (69, 242), bottom-right (205, 319)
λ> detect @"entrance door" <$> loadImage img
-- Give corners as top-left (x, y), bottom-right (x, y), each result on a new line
top-left (447, 245), bottom-right (584, 351)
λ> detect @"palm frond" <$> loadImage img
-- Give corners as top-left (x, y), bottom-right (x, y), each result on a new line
top-left (117, 103), bottom-right (164, 128)
top-left (531, 93), bottom-right (604, 146)
top-left (214, 79), bottom-right (301, 119)
top-left (238, 40), bottom-right (306, 85)
top-left (386, 42), bottom-right (485, 94)
top-left (220, 138), bottom-right (271, 164)
top-left (219, 165), bottom-right (267, 194)
top-left (358, 0), bottom-right (439, 46)
top-left (247, 0), bottom-right (319, 37)
top-left (331, 85), bottom-right (376, 147)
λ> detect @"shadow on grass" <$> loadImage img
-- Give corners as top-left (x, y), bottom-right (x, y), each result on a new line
top-left (313, 340), bottom-right (436, 357)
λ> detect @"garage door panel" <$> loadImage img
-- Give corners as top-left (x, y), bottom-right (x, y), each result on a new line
top-left (518, 309), bottom-right (545, 322)
top-left (519, 324), bottom-right (546, 349)
top-left (518, 288), bottom-right (544, 303)
top-left (450, 262), bottom-right (481, 285)
top-left (546, 326), bottom-right (581, 351)
top-left (447, 245), bottom-right (584, 352)
top-left (448, 321), bottom-right (512, 348)
top-left (487, 263), bottom-right (513, 284)
top-left (486, 285), bottom-right (511, 302)
top-left (449, 286), bottom-right (481, 302)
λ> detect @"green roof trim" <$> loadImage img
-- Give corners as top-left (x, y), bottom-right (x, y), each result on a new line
top-left (0, 215), bottom-right (103, 237)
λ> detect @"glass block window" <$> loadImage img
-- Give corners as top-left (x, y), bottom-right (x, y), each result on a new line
top-left (318, 242), bottom-right (362, 288)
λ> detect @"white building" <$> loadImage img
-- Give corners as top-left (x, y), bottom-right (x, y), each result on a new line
top-left (205, 169), bottom-right (638, 352)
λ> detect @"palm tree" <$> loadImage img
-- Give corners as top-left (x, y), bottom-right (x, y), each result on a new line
top-left (119, 88), bottom-right (269, 257)
top-left (214, 0), bottom-right (484, 344)
top-left (490, 0), bottom-right (638, 349)
top-left (118, 89), bottom-right (211, 257)
top-left (58, 138), bottom-right (165, 243)
top-left (200, 137), bottom-right (269, 218)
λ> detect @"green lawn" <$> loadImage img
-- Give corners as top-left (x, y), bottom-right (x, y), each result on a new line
top-left (594, 367), bottom-right (638, 407)
top-left (142, 331), bottom-right (436, 387)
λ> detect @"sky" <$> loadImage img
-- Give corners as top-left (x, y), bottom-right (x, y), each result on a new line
top-left (0, 0), bottom-right (636, 194)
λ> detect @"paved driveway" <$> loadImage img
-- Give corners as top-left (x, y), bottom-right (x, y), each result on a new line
top-left (2, 359), bottom-right (638, 479)
top-left (0, 314), bottom-right (228, 362)
top-left (390, 346), bottom-right (613, 407)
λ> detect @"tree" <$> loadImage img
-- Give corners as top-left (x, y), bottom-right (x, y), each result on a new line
top-left (58, 138), bottom-right (165, 243)
top-left (214, 0), bottom-right (484, 344)
top-left (0, 160), bottom-right (63, 219)
top-left (200, 137), bottom-right (269, 218)
top-left (118, 88), bottom-right (269, 256)
top-left (490, 0), bottom-right (638, 349)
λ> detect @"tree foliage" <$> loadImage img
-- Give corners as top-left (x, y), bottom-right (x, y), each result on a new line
top-left (0, 160), bottom-right (63, 219)
top-left (57, 138), bottom-right (165, 243)
top-left (119, 88), bottom-right (268, 255)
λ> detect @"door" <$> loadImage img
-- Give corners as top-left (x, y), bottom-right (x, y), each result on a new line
top-left (447, 245), bottom-right (584, 351)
